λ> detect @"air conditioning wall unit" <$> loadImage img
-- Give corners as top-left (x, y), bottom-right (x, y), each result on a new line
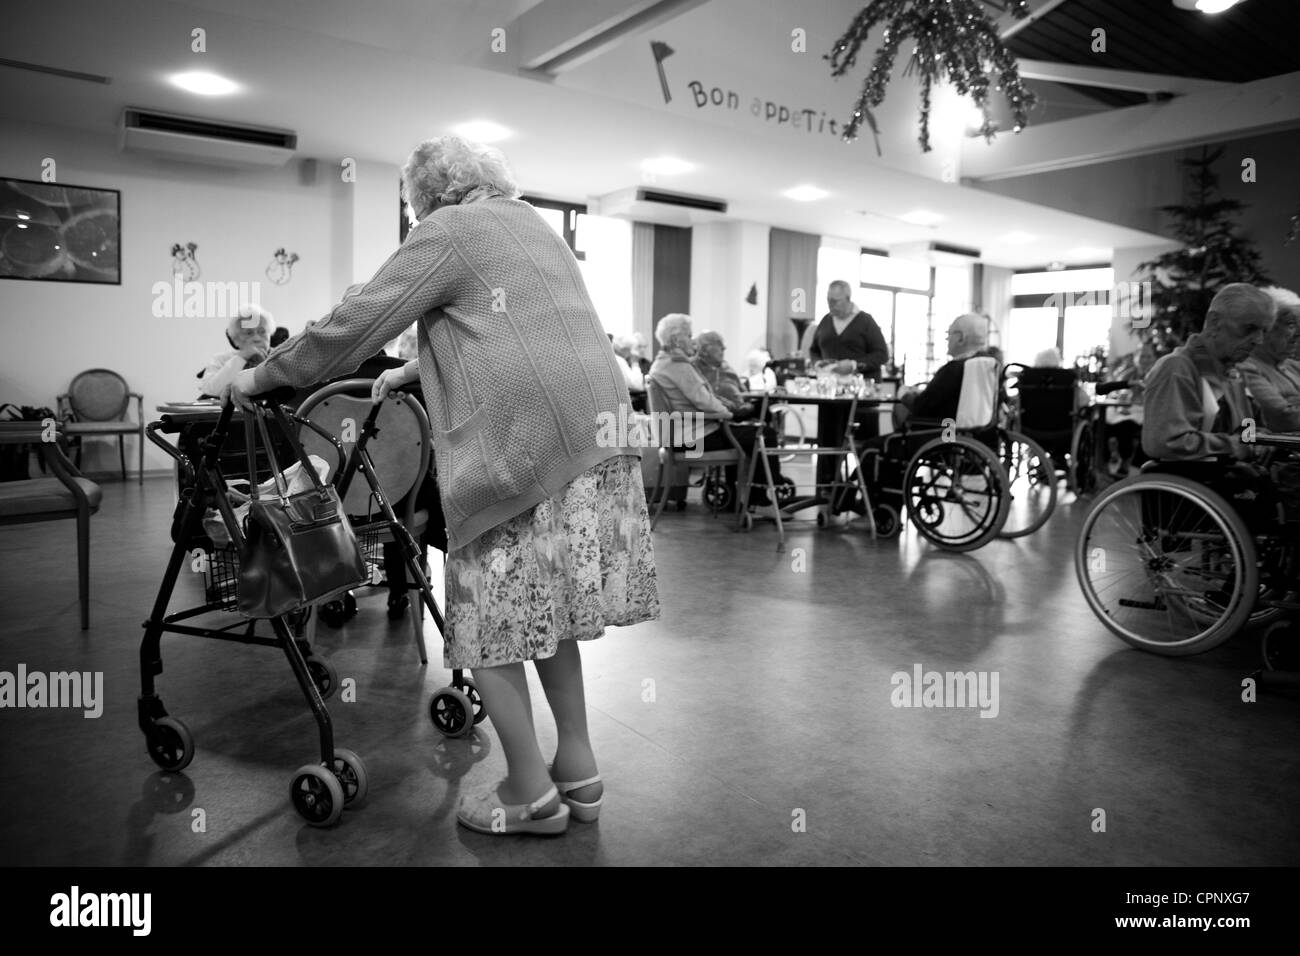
top-left (890, 240), bottom-right (982, 265)
top-left (119, 108), bottom-right (297, 168)
top-left (590, 187), bottom-right (728, 226)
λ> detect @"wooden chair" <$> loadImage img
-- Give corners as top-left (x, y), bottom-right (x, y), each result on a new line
top-left (0, 421), bottom-right (103, 629)
top-left (58, 368), bottom-right (144, 483)
top-left (644, 379), bottom-right (746, 529)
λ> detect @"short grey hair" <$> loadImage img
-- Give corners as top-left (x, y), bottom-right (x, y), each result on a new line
top-left (1206, 283), bottom-right (1276, 328)
top-left (696, 329), bottom-right (724, 347)
top-left (655, 313), bottom-right (693, 348)
top-left (828, 280), bottom-right (852, 295)
top-left (401, 135), bottom-right (521, 218)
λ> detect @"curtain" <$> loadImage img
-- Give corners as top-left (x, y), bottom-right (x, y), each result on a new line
top-left (632, 222), bottom-right (655, 353)
top-left (979, 264), bottom-right (1014, 354)
top-left (767, 228), bottom-right (821, 357)
top-left (651, 225), bottom-right (692, 354)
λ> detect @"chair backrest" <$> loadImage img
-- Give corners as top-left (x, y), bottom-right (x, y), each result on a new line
top-left (956, 356), bottom-right (1000, 430)
top-left (645, 378), bottom-right (672, 447)
top-left (1010, 365), bottom-right (1078, 433)
top-left (67, 368), bottom-right (129, 421)
top-left (296, 382), bottom-right (428, 519)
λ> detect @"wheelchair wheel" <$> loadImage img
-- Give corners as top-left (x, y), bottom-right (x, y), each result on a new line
top-left (1074, 474), bottom-right (1258, 656)
top-left (1069, 421), bottom-right (1097, 495)
top-left (996, 430), bottom-right (1057, 539)
top-left (702, 472), bottom-right (734, 512)
top-left (903, 437), bottom-right (1009, 552)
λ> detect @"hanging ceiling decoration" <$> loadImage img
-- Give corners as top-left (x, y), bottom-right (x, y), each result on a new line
top-left (826, 0), bottom-right (1038, 155)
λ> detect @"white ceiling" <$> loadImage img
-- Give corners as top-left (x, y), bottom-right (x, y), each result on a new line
top-left (0, 0), bottom-right (1182, 267)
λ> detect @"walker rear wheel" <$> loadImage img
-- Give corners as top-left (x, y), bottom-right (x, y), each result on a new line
top-left (458, 678), bottom-right (487, 725)
top-left (307, 658), bottom-right (339, 700)
top-left (329, 747), bottom-right (369, 806)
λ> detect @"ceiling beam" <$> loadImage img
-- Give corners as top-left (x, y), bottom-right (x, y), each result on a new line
top-left (1017, 59), bottom-right (1230, 95)
top-left (998, 0), bottom-right (1075, 40)
top-left (962, 70), bottom-right (1300, 181)
top-left (513, 0), bottom-right (711, 74)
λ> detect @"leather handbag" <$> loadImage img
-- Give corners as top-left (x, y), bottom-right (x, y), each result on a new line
top-left (236, 403), bottom-right (368, 619)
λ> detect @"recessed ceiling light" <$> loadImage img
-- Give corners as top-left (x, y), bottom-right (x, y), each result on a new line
top-left (1171, 0), bottom-right (1241, 13)
top-left (900, 209), bottom-right (942, 225)
top-left (784, 185), bottom-right (828, 202)
top-left (1002, 231), bottom-right (1035, 244)
top-left (641, 156), bottom-right (694, 176)
top-left (169, 71), bottom-right (239, 95)
top-left (451, 120), bottom-right (512, 143)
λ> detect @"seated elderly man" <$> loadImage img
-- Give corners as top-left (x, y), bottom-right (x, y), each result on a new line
top-left (647, 313), bottom-right (786, 507)
top-left (691, 330), bottom-right (756, 420)
top-left (1140, 283), bottom-right (1300, 522)
top-left (198, 306), bottom-right (273, 398)
top-left (896, 312), bottom-right (998, 428)
top-left (1142, 283), bottom-right (1274, 462)
top-left (1236, 286), bottom-right (1300, 432)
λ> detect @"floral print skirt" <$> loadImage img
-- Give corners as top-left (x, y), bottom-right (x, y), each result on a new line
top-left (443, 455), bottom-right (660, 669)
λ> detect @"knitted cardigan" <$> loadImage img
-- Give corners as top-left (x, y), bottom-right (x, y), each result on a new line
top-left (253, 197), bottom-right (637, 550)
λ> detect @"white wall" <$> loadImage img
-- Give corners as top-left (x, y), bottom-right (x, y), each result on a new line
top-left (0, 120), bottom-right (398, 475)
top-left (689, 220), bottom-right (770, 361)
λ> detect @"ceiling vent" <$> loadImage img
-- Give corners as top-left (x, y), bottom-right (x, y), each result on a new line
top-left (590, 187), bottom-right (728, 226)
top-left (890, 240), bottom-right (982, 265)
top-left (119, 108), bottom-right (297, 168)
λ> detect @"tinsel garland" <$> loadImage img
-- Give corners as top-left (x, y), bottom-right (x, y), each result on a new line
top-left (826, 0), bottom-right (1038, 153)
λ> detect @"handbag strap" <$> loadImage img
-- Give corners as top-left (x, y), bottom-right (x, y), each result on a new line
top-left (242, 401), bottom-right (331, 500)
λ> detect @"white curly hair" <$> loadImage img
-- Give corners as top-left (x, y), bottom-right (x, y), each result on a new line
top-left (401, 135), bottom-right (521, 218)
top-left (1262, 285), bottom-right (1300, 317)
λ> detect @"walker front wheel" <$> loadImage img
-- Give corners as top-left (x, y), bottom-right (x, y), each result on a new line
top-left (430, 687), bottom-right (475, 738)
top-left (290, 764), bottom-right (344, 827)
top-left (147, 716), bottom-right (195, 773)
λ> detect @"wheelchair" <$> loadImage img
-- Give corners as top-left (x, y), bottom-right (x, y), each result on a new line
top-left (849, 417), bottom-right (1011, 552)
top-left (1074, 431), bottom-right (1300, 665)
top-left (1002, 363), bottom-right (1097, 496)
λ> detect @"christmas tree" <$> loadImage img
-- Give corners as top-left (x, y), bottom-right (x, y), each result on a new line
top-left (1135, 146), bottom-right (1270, 354)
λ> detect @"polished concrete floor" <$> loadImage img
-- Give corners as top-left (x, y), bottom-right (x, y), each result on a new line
top-left (1, 468), bottom-right (1297, 867)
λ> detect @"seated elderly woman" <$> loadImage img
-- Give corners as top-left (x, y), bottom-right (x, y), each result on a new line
top-left (611, 334), bottom-right (647, 412)
top-left (1236, 286), bottom-right (1300, 432)
top-left (646, 313), bottom-right (787, 507)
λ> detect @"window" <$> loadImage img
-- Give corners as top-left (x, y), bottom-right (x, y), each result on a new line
top-left (1009, 267), bottom-right (1115, 366)
top-left (825, 249), bottom-right (972, 381)
top-left (575, 213), bottom-right (634, 339)
top-left (521, 196), bottom-right (586, 261)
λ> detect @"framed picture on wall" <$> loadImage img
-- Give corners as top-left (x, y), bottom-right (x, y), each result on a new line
top-left (0, 178), bottom-right (121, 284)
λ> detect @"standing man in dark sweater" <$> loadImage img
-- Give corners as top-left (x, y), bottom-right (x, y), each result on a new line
top-left (808, 280), bottom-right (890, 488)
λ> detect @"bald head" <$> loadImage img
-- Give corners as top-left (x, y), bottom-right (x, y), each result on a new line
top-left (946, 313), bottom-right (988, 358)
